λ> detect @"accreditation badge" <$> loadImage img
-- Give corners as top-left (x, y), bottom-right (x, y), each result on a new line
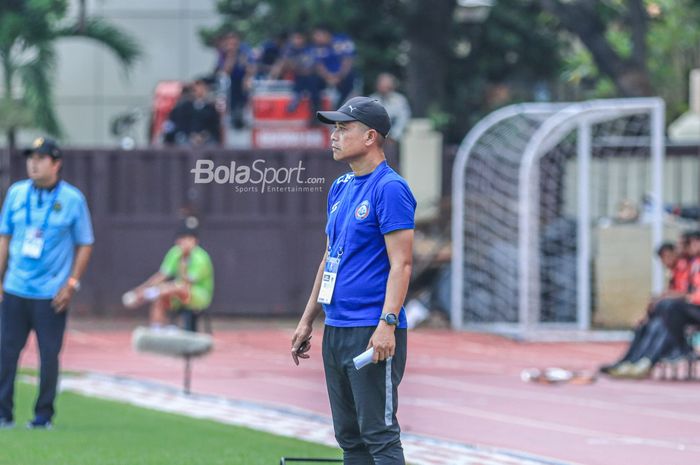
top-left (317, 256), bottom-right (340, 304)
top-left (21, 226), bottom-right (45, 259)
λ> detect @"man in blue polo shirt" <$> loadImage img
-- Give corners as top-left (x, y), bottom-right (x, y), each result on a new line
top-left (291, 97), bottom-right (416, 465)
top-left (312, 25), bottom-right (356, 107)
top-left (0, 137), bottom-right (94, 429)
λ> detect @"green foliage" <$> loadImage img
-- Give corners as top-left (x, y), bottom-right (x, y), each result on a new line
top-left (560, 0), bottom-right (700, 120)
top-left (0, 0), bottom-right (141, 139)
top-left (204, 0), bottom-right (563, 142)
top-left (647, 0), bottom-right (700, 118)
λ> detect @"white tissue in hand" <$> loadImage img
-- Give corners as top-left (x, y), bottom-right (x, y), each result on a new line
top-left (353, 347), bottom-right (375, 370)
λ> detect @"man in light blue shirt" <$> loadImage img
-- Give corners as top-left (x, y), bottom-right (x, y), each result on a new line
top-left (0, 137), bottom-right (94, 429)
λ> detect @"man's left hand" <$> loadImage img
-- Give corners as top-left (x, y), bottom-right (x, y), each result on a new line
top-left (52, 285), bottom-right (75, 313)
top-left (367, 322), bottom-right (396, 363)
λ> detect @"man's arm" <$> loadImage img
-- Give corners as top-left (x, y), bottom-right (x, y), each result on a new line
top-left (291, 238), bottom-right (329, 365)
top-left (368, 229), bottom-right (414, 363)
top-left (0, 235), bottom-right (9, 301)
top-left (52, 245), bottom-right (93, 313)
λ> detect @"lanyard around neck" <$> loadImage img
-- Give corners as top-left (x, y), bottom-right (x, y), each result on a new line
top-left (26, 181), bottom-right (62, 230)
top-left (329, 164), bottom-right (385, 257)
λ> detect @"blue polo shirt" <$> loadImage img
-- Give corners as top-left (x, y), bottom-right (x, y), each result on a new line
top-left (314, 34), bottom-right (356, 74)
top-left (0, 179), bottom-right (94, 299)
top-left (324, 161), bottom-right (416, 328)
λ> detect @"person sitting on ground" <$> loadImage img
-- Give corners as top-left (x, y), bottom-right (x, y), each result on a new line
top-left (123, 220), bottom-right (214, 332)
top-left (606, 232), bottom-right (700, 378)
top-left (602, 238), bottom-right (691, 376)
top-left (658, 231), bottom-right (700, 365)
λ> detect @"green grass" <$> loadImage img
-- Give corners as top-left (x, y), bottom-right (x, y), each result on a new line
top-left (0, 382), bottom-right (342, 465)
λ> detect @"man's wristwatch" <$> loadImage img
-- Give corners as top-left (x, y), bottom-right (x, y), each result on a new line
top-left (67, 277), bottom-right (81, 292)
top-left (380, 313), bottom-right (398, 326)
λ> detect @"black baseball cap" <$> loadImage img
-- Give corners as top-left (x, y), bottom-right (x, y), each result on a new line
top-left (317, 96), bottom-right (391, 138)
top-left (22, 137), bottom-right (62, 159)
top-left (175, 216), bottom-right (200, 239)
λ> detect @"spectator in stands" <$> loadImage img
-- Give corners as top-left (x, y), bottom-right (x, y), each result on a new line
top-left (311, 25), bottom-right (356, 107)
top-left (370, 73), bottom-right (412, 142)
top-left (162, 84), bottom-right (194, 145)
top-left (163, 79), bottom-right (222, 147)
top-left (253, 31), bottom-right (289, 78)
top-left (215, 31), bottom-right (255, 129)
top-left (122, 220), bottom-right (214, 332)
top-left (273, 31), bottom-right (323, 122)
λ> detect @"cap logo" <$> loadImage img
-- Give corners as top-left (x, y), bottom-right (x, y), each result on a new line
top-left (32, 137), bottom-right (44, 148)
top-left (348, 105), bottom-right (355, 113)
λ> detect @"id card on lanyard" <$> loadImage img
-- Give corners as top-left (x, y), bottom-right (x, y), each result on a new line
top-left (21, 182), bottom-right (61, 259)
top-left (317, 180), bottom-right (355, 305)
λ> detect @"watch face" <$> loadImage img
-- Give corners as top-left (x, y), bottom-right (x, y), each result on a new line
top-left (385, 313), bottom-right (398, 325)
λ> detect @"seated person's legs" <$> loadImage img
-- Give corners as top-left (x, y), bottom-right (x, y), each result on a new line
top-left (174, 286), bottom-right (210, 332)
top-left (147, 282), bottom-right (191, 327)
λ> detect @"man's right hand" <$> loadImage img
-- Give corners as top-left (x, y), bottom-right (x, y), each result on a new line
top-left (291, 322), bottom-right (313, 366)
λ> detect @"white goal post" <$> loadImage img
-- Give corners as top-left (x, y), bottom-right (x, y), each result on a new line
top-left (451, 98), bottom-right (666, 333)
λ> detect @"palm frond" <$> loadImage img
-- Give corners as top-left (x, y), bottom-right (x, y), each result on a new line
top-left (0, 98), bottom-right (34, 131)
top-left (55, 17), bottom-right (142, 69)
top-left (19, 45), bottom-right (61, 136)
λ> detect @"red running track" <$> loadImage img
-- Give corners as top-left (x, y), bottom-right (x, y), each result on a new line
top-left (17, 319), bottom-right (700, 465)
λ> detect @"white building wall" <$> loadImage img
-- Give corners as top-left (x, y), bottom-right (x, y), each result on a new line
top-left (51, 0), bottom-right (219, 147)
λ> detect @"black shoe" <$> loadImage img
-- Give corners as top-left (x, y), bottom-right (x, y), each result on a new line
top-left (26, 416), bottom-right (52, 430)
top-left (598, 363), bottom-right (620, 374)
top-left (0, 417), bottom-right (14, 429)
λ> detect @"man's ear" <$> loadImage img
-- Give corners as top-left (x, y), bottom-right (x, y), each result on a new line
top-left (365, 129), bottom-right (376, 146)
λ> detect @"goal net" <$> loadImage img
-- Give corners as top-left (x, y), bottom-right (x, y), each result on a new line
top-left (451, 99), bottom-right (666, 333)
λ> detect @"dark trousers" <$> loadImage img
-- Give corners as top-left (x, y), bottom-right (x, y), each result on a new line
top-left (333, 72), bottom-right (355, 107)
top-left (322, 325), bottom-right (407, 465)
top-left (174, 309), bottom-right (199, 332)
top-left (619, 299), bottom-right (682, 364)
top-left (0, 292), bottom-right (66, 421)
top-left (292, 74), bottom-right (323, 114)
top-left (661, 297), bottom-right (700, 353)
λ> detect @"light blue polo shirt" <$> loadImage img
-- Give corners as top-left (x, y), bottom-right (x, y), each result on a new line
top-left (323, 161), bottom-right (416, 328)
top-left (0, 179), bottom-right (94, 299)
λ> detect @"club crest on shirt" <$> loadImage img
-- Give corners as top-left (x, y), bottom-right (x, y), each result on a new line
top-left (355, 200), bottom-right (370, 220)
top-left (330, 201), bottom-right (340, 214)
top-left (53, 202), bottom-right (62, 212)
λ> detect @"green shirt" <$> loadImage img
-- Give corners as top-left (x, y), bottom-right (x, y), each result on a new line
top-left (160, 245), bottom-right (214, 301)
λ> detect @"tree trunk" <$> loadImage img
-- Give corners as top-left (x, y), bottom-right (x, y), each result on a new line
top-left (404, 0), bottom-right (454, 117)
top-left (540, 0), bottom-right (654, 97)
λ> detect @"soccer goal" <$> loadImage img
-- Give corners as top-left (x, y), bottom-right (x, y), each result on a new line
top-left (451, 98), bottom-right (666, 334)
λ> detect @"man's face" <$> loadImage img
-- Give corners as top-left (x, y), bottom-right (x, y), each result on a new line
top-left (376, 75), bottom-right (394, 94)
top-left (688, 238), bottom-right (700, 257)
top-left (193, 82), bottom-right (208, 100)
top-left (221, 34), bottom-right (240, 52)
top-left (330, 121), bottom-right (371, 162)
top-left (312, 29), bottom-right (331, 45)
top-left (659, 249), bottom-right (678, 269)
top-left (176, 235), bottom-right (198, 254)
top-left (26, 153), bottom-right (60, 183)
top-left (291, 33), bottom-right (306, 48)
